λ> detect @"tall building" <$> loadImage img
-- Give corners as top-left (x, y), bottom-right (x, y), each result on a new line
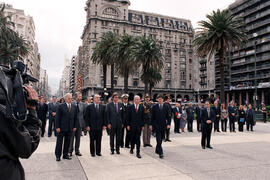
top-left (69, 56), bottom-right (76, 94)
top-left (58, 58), bottom-right (71, 97)
top-left (3, 3), bottom-right (41, 82)
top-left (78, 0), bottom-right (195, 101)
top-left (215, 0), bottom-right (270, 105)
top-left (39, 68), bottom-right (49, 98)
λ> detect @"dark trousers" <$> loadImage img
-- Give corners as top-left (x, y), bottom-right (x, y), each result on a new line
top-left (55, 131), bottom-right (71, 158)
top-left (121, 127), bottom-right (130, 147)
top-left (247, 122), bottom-right (253, 131)
top-left (41, 119), bottom-right (47, 136)
top-left (110, 128), bottom-right (121, 152)
top-left (174, 118), bottom-right (180, 133)
top-left (69, 128), bottom-right (81, 154)
top-left (48, 117), bottom-right (56, 137)
top-left (263, 114), bottom-right (267, 123)
top-left (165, 128), bottom-right (170, 140)
top-left (238, 123), bottom-right (244, 132)
top-left (197, 119), bottom-right (202, 132)
top-left (221, 119), bottom-right (227, 132)
top-left (187, 120), bottom-right (193, 132)
top-left (89, 130), bottom-right (102, 155)
top-left (155, 130), bottom-right (165, 155)
top-left (130, 128), bottom-right (142, 154)
top-left (229, 118), bottom-right (235, 132)
top-left (214, 118), bottom-right (220, 132)
top-left (201, 124), bottom-right (212, 148)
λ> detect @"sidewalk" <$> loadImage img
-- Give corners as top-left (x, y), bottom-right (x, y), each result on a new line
top-left (21, 122), bottom-right (270, 180)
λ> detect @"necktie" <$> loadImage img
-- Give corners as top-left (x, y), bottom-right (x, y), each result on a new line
top-left (115, 103), bottom-right (118, 113)
top-left (68, 104), bottom-right (71, 112)
top-left (160, 104), bottom-right (163, 110)
top-left (208, 108), bottom-right (210, 117)
top-left (136, 105), bottom-right (138, 112)
top-left (96, 104), bottom-right (99, 110)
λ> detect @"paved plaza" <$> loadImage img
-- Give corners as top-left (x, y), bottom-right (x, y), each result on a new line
top-left (22, 122), bottom-right (270, 180)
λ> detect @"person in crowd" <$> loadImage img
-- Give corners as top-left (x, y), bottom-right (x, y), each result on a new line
top-left (69, 92), bottom-right (85, 157)
top-left (213, 101), bottom-right (221, 132)
top-left (164, 95), bottom-right (172, 142)
top-left (221, 103), bottom-right (228, 132)
top-left (195, 102), bottom-right (203, 132)
top-left (228, 101), bottom-right (237, 132)
top-left (85, 94), bottom-right (106, 157)
top-left (142, 94), bottom-right (153, 147)
top-left (186, 103), bottom-right (194, 132)
top-left (173, 102), bottom-right (181, 133)
top-left (55, 93), bottom-right (77, 161)
top-left (238, 105), bottom-right (246, 132)
top-left (201, 101), bottom-right (215, 149)
top-left (180, 105), bottom-right (187, 133)
top-left (106, 93), bottom-right (123, 155)
top-left (37, 96), bottom-right (48, 137)
top-left (48, 96), bottom-right (58, 137)
top-left (120, 94), bottom-right (130, 148)
top-left (86, 96), bottom-right (93, 105)
top-left (149, 94), bottom-right (171, 159)
top-left (260, 103), bottom-right (267, 123)
top-left (246, 104), bottom-right (255, 131)
top-left (127, 95), bottom-right (145, 158)
top-left (59, 98), bottom-right (65, 104)
top-left (243, 104), bottom-right (248, 113)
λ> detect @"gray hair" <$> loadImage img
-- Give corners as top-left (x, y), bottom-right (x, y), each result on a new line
top-left (94, 94), bottom-right (100, 99)
top-left (64, 93), bottom-right (72, 100)
top-left (134, 95), bottom-right (140, 100)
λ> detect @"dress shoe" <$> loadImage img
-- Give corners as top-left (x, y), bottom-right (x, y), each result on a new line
top-left (143, 144), bottom-right (147, 147)
top-left (167, 139), bottom-right (172, 142)
top-left (63, 156), bottom-right (72, 160)
top-left (125, 146), bottom-right (130, 148)
top-left (159, 154), bottom-right (164, 159)
top-left (147, 144), bottom-right (153, 147)
top-left (111, 151), bottom-right (114, 155)
top-left (48, 135), bottom-right (51, 137)
top-left (116, 151), bottom-right (120, 155)
top-left (76, 152), bottom-right (82, 156)
top-left (56, 157), bottom-right (61, 161)
top-left (69, 153), bottom-right (73, 157)
top-left (91, 154), bottom-right (95, 157)
top-left (206, 146), bottom-right (213, 149)
top-left (202, 146), bottom-right (206, 149)
top-left (96, 153), bottom-right (102, 156)
top-left (130, 149), bottom-right (134, 154)
top-left (136, 154), bottom-right (141, 158)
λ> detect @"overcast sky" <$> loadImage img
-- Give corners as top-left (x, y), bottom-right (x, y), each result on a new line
top-left (2, 0), bottom-right (235, 94)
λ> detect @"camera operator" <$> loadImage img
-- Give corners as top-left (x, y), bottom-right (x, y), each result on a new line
top-left (0, 82), bottom-right (41, 180)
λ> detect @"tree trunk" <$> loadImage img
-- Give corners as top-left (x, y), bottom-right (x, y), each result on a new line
top-left (219, 49), bottom-right (225, 104)
top-left (103, 65), bottom-right (107, 90)
top-left (149, 83), bottom-right (153, 99)
top-left (111, 63), bottom-right (114, 94)
top-left (144, 80), bottom-right (149, 94)
top-left (124, 69), bottom-right (129, 93)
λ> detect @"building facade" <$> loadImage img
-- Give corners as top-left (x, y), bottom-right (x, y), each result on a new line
top-left (215, 0), bottom-right (270, 105)
top-left (39, 68), bottom-right (49, 98)
top-left (78, 0), bottom-right (196, 101)
top-left (58, 58), bottom-right (71, 98)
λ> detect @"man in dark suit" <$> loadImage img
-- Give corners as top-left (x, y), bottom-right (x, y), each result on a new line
top-left (213, 101), bottom-right (221, 132)
top-left (164, 95), bottom-right (172, 142)
top-left (48, 96), bottom-right (58, 137)
top-left (107, 93), bottom-right (123, 155)
top-left (195, 102), bottom-right (203, 132)
top-left (150, 94), bottom-right (171, 159)
top-left (246, 104), bottom-right (255, 131)
top-left (120, 94), bottom-right (130, 148)
top-left (69, 92), bottom-right (85, 156)
top-left (127, 95), bottom-right (145, 158)
top-left (85, 94), bottom-right (106, 157)
top-left (37, 96), bottom-right (48, 137)
top-left (55, 93), bottom-right (77, 161)
top-left (186, 103), bottom-right (194, 132)
top-left (142, 94), bottom-right (153, 147)
top-left (228, 101), bottom-right (237, 132)
top-left (201, 101), bottom-right (215, 149)
top-left (173, 102), bottom-right (181, 133)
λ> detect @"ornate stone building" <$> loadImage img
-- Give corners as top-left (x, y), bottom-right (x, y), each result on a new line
top-left (78, 0), bottom-right (196, 101)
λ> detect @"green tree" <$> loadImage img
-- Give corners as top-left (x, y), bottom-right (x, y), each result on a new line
top-left (193, 9), bottom-right (247, 103)
top-left (91, 32), bottom-right (118, 92)
top-left (141, 67), bottom-right (162, 98)
top-left (114, 34), bottom-right (138, 93)
top-left (0, 4), bottom-right (29, 66)
top-left (134, 36), bottom-right (164, 94)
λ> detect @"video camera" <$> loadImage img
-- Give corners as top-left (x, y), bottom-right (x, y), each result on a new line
top-left (0, 61), bottom-right (38, 121)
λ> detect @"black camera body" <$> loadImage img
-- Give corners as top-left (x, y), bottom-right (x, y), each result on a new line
top-left (0, 61), bottom-right (38, 121)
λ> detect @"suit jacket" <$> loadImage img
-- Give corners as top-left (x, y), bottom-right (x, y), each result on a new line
top-left (55, 103), bottom-right (78, 132)
top-left (195, 106), bottom-right (202, 121)
top-left (106, 102), bottom-right (123, 129)
top-left (127, 104), bottom-right (145, 129)
top-left (173, 107), bottom-right (182, 121)
top-left (201, 108), bottom-right (216, 127)
top-left (228, 106), bottom-right (237, 120)
top-left (212, 106), bottom-right (221, 121)
top-left (48, 102), bottom-right (58, 119)
top-left (37, 103), bottom-right (48, 121)
top-left (73, 101), bottom-right (86, 129)
top-left (150, 103), bottom-right (171, 131)
top-left (85, 103), bottom-right (106, 130)
top-left (246, 109), bottom-right (255, 124)
top-left (186, 107), bottom-right (194, 121)
top-left (121, 103), bottom-right (129, 127)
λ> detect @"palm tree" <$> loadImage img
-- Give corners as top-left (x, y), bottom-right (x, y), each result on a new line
top-left (0, 4), bottom-right (29, 66)
top-left (134, 36), bottom-right (164, 94)
top-left (141, 67), bottom-right (162, 98)
top-left (193, 9), bottom-right (247, 103)
top-left (91, 32), bottom-right (118, 92)
top-left (114, 34), bottom-right (138, 93)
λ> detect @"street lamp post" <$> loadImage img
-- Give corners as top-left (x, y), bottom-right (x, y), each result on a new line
top-left (253, 33), bottom-right (258, 110)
